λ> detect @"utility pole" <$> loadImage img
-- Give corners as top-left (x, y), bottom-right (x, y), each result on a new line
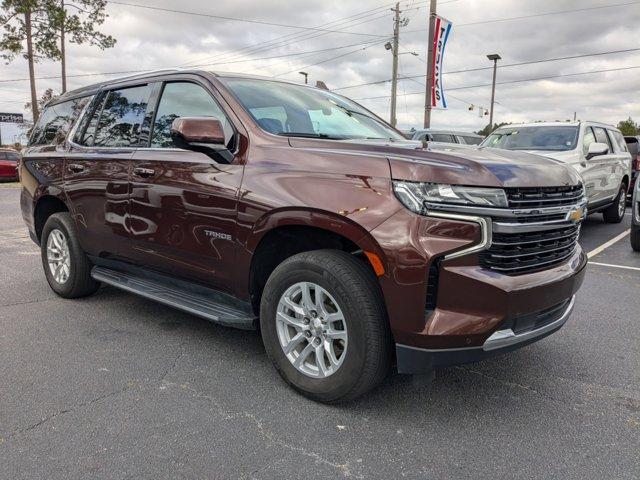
top-left (389, 2), bottom-right (400, 127)
top-left (487, 53), bottom-right (501, 130)
top-left (60, 0), bottom-right (67, 93)
top-left (423, 0), bottom-right (437, 128)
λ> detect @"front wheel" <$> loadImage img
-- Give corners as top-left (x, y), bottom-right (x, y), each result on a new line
top-left (602, 183), bottom-right (627, 224)
top-left (260, 250), bottom-right (392, 403)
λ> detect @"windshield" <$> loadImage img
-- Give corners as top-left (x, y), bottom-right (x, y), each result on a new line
top-left (482, 126), bottom-right (579, 151)
top-left (221, 78), bottom-right (404, 141)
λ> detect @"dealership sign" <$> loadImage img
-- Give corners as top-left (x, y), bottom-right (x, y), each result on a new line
top-left (0, 112), bottom-right (24, 123)
top-left (430, 15), bottom-right (452, 109)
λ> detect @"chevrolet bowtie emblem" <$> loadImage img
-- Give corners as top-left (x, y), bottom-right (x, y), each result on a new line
top-left (568, 206), bottom-right (586, 223)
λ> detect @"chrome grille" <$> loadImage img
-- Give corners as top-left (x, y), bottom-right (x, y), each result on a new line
top-left (505, 185), bottom-right (584, 209)
top-left (480, 225), bottom-right (580, 274)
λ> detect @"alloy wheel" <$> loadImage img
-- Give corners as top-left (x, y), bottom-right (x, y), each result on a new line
top-left (46, 228), bottom-right (71, 284)
top-left (618, 188), bottom-right (626, 217)
top-left (275, 282), bottom-right (348, 378)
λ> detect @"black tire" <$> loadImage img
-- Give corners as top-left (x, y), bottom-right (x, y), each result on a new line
top-left (40, 212), bottom-right (100, 298)
top-left (602, 183), bottom-right (627, 223)
top-left (631, 225), bottom-right (640, 252)
top-left (260, 250), bottom-right (392, 403)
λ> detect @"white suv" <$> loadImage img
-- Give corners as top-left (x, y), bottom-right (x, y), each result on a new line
top-left (482, 121), bottom-right (632, 223)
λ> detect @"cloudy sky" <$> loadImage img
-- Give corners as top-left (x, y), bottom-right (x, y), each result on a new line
top-left (1, 0), bottom-right (639, 142)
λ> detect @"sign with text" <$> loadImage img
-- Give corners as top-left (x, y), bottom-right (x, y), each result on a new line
top-left (0, 113), bottom-right (24, 123)
top-left (430, 15), bottom-right (452, 109)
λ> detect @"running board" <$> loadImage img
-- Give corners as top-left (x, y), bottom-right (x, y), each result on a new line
top-left (91, 266), bottom-right (256, 330)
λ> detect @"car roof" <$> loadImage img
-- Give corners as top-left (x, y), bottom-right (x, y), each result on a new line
top-left (494, 121), bottom-right (618, 130)
top-left (50, 69), bottom-right (318, 106)
top-left (413, 129), bottom-right (482, 137)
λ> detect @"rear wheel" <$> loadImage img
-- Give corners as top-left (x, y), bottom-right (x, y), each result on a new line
top-left (602, 183), bottom-right (627, 223)
top-left (260, 250), bottom-right (392, 403)
top-left (41, 212), bottom-right (100, 298)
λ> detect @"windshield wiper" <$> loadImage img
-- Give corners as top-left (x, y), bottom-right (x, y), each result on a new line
top-left (277, 132), bottom-right (347, 140)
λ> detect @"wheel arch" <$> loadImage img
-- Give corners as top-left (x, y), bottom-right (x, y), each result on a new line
top-left (245, 207), bottom-right (388, 315)
top-left (34, 193), bottom-right (70, 242)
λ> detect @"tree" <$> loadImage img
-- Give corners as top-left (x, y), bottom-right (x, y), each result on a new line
top-left (57, 0), bottom-right (115, 93)
top-left (1, 0), bottom-right (62, 122)
top-left (477, 122), bottom-right (510, 136)
top-left (24, 86), bottom-right (56, 112)
top-left (617, 117), bottom-right (639, 136)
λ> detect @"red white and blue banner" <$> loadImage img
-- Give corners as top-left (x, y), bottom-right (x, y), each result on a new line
top-left (430, 15), bottom-right (452, 109)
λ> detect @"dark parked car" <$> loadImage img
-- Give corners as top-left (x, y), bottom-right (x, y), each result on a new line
top-left (20, 70), bottom-right (587, 402)
top-left (0, 148), bottom-right (19, 181)
top-left (624, 135), bottom-right (639, 194)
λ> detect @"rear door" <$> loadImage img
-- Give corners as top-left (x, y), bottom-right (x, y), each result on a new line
top-left (607, 129), bottom-right (632, 191)
top-left (127, 78), bottom-right (245, 293)
top-left (65, 84), bottom-right (152, 260)
top-left (592, 126), bottom-right (620, 201)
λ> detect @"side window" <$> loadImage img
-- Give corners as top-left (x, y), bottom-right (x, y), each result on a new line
top-left (29, 96), bottom-right (92, 146)
top-left (151, 82), bottom-right (233, 148)
top-left (431, 133), bottom-right (455, 143)
top-left (609, 130), bottom-right (628, 153)
top-left (582, 127), bottom-right (596, 156)
top-left (93, 85), bottom-right (151, 148)
top-left (593, 127), bottom-right (612, 151)
top-left (462, 136), bottom-right (482, 145)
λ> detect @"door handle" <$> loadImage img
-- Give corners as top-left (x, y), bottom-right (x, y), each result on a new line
top-left (68, 163), bottom-right (85, 173)
top-left (133, 167), bottom-right (155, 178)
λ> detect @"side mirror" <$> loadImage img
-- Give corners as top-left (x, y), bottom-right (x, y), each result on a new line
top-left (170, 117), bottom-right (232, 163)
top-left (586, 142), bottom-right (609, 160)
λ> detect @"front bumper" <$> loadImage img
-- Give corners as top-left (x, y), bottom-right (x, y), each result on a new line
top-left (396, 295), bottom-right (576, 373)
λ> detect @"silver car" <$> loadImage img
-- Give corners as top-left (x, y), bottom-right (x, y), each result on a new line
top-left (482, 121), bottom-right (632, 223)
top-left (411, 129), bottom-right (483, 145)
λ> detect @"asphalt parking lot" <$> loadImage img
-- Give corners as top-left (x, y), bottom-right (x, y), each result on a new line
top-left (1, 184), bottom-right (638, 480)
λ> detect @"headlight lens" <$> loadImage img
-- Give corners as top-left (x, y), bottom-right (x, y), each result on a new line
top-left (393, 181), bottom-right (508, 213)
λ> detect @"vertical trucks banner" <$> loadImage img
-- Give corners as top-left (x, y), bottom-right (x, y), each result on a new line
top-left (431, 15), bottom-right (452, 109)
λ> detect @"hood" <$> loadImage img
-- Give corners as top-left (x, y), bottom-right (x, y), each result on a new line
top-left (518, 149), bottom-right (578, 163)
top-left (287, 138), bottom-right (582, 188)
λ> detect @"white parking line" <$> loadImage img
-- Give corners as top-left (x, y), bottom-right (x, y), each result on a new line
top-left (587, 229), bottom-right (630, 259)
top-left (589, 261), bottom-right (640, 272)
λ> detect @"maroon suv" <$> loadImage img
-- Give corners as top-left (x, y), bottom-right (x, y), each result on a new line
top-left (20, 71), bottom-right (587, 402)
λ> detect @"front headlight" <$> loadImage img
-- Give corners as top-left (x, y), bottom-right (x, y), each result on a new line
top-left (393, 181), bottom-right (508, 213)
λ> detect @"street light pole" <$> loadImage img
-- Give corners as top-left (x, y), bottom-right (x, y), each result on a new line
top-left (299, 71), bottom-right (308, 84)
top-left (486, 53), bottom-right (501, 130)
top-left (423, 0), bottom-right (437, 128)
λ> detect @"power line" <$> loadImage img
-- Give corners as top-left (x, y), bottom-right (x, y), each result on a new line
top-left (403, 0), bottom-right (640, 33)
top-left (107, 1), bottom-right (388, 37)
top-left (353, 64), bottom-right (640, 100)
top-left (273, 40), bottom-right (389, 77)
top-left (333, 47), bottom-right (640, 90)
top-left (188, 1), bottom-right (437, 69)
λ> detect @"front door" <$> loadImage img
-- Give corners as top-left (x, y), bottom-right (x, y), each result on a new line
top-left (127, 80), bottom-right (244, 293)
top-left (580, 126), bottom-right (610, 206)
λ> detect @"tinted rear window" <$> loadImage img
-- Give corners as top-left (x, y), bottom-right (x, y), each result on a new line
top-left (29, 96), bottom-right (92, 146)
top-left (91, 85), bottom-right (151, 147)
